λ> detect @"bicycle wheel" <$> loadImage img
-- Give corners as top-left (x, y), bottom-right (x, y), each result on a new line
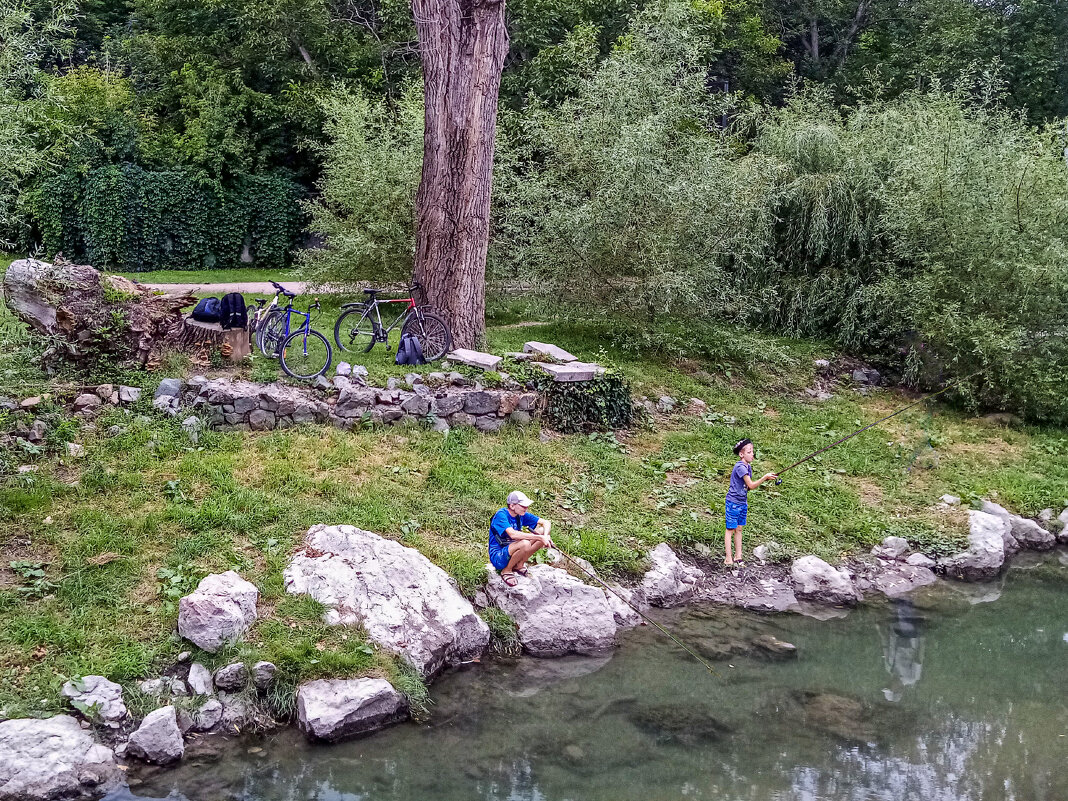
top-left (258, 310), bottom-right (287, 357)
top-left (333, 305), bottom-right (377, 354)
top-left (280, 329), bottom-right (333, 380)
top-left (402, 311), bottom-right (453, 362)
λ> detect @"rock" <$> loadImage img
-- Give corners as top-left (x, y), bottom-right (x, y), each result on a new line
top-left (20, 396), bottom-right (41, 409)
top-left (939, 494), bottom-right (961, 506)
top-left (60, 676), bottom-right (127, 728)
top-left (400, 394), bottom-right (430, 417)
top-left (335, 362), bottom-right (352, 377)
top-left (857, 561), bottom-right (937, 598)
top-left (248, 408), bottom-right (276, 431)
top-left (509, 410), bottom-right (532, 425)
top-left (154, 378), bottom-right (184, 399)
top-left (186, 663), bottom-right (213, 696)
top-left (1058, 508), bottom-right (1068, 544)
top-left (404, 372), bottom-right (423, 386)
top-left (73, 393), bottom-right (102, 413)
top-left (851, 367), bottom-right (881, 385)
top-left (137, 677), bottom-right (187, 698)
top-left (447, 371), bottom-right (468, 387)
top-left (191, 698), bottom-right (224, 732)
top-left (535, 362), bottom-right (605, 382)
top-left (639, 544), bottom-right (702, 607)
top-left (752, 545), bottom-right (769, 564)
top-left (94, 384), bottom-right (114, 400)
top-left (1009, 516), bottom-right (1056, 551)
top-left (870, 536), bottom-right (909, 561)
top-left (296, 678), bottom-right (408, 743)
top-left (939, 511), bottom-right (1008, 581)
top-left (431, 417), bottom-right (450, 435)
top-left (333, 376), bottom-right (350, 391)
top-left (27, 419), bottom-right (48, 443)
top-left (1037, 508), bottom-right (1054, 523)
top-left (905, 553), bottom-right (936, 568)
top-left (814, 358), bottom-right (831, 368)
top-left (284, 525), bottom-right (489, 676)
top-left (66, 442), bottom-right (86, 459)
top-left (251, 661), bottom-right (277, 691)
top-left (127, 706), bottom-right (184, 765)
top-left (181, 415), bottom-right (202, 442)
top-left (446, 348), bottom-right (502, 371)
top-left (153, 395), bottom-right (179, 416)
top-left (177, 570), bottom-right (259, 653)
top-left (0, 715), bottom-right (121, 800)
top-left (474, 415), bottom-right (505, 433)
top-left (352, 365), bottom-right (369, 378)
top-left (980, 500), bottom-right (1011, 518)
top-left (522, 342), bottom-right (577, 362)
top-left (603, 583), bottom-right (646, 628)
top-left (484, 565), bottom-right (617, 656)
top-left (463, 391), bottom-right (499, 415)
top-left (212, 663), bottom-right (248, 692)
top-left (313, 375), bottom-right (332, 391)
top-left (685, 398), bottom-right (708, 414)
top-left (790, 555), bottom-right (861, 605)
top-left (655, 396), bottom-right (677, 414)
top-left (751, 634), bottom-right (798, 660)
top-left (118, 385), bottom-right (141, 404)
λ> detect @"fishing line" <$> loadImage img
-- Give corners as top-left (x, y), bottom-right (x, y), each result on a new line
top-left (774, 370), bottom-right (983, 485)
top-left (550, 545), bottom-right (719, 677)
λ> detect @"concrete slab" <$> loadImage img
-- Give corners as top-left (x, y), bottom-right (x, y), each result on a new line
top-left (523, 342), bottom-right (578, 362)
top-left (534, 362), bottom-right (605, 382)
top-left (446, 349), bottom-right (503, 371)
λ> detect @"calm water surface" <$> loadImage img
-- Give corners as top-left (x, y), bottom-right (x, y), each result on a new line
top-left (112, 552), bottom-right (1068, 801)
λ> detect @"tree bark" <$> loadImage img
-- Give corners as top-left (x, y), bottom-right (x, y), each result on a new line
top-left (2, 258), bottom-right (196, 369)
top-left (411, 0), bottom-right (509, 349)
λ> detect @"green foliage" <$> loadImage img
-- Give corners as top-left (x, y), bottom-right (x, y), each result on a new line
top-left (478, 607), bottom-right (521, 656)
top-left (33, 165), bottom-right (303, 271)
top-left (544, 371), bottom-right (634, 434)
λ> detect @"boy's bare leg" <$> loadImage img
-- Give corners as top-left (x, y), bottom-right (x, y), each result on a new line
top-left (734, 527), bottom-right (744, 562)
top-left (507, 540), bottom-right (541, 573)
top-left (725, 528), bottom-right (735, 565)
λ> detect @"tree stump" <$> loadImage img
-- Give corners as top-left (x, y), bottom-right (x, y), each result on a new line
top-left (2, 257), bottom-right (196, 369)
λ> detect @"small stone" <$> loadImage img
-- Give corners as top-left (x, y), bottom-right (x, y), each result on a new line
top-left (686, 398), bottom-right (708, 414)
top-left (333, 375), bottom-right (351, 391)
top-left (127, 706), bottom-right (184, 765)
top-left (73, 393), bottom-right (102, 412)
top-left (61, 675), bottom-right (128, 727)
top-left (940, 494), bottom-right (961, 506)
top-left (336, 362), bottom-right (352, 377)
top-left (248, 409), bottom-right (276, 431)
top-left (192, 698), bottom-right (224, 732)
top-left (66, 442), bottom-right (86, 459)
top-left (448, 371), bottom-right (468, 387)
top-left (27, 419), bottom-right (48, 443)
top-left (154, 378), bottom-right (184, 399)
top-left (404, 373), bottom-right (423, 386)
top-left (905, 553), bottom-right (936, 568)
top-left (118, 386), bottom-right (142, 404)
top-left (386, 377), bottom-right (400, 390)
top-left (213, 663), bottom-right (249, 692)
top-left (153, 396), bottom-right (179, 416)
top-left (181, 415), bottom-right (202, 442)
top-left (20, 396), bottom-right (42, 409)
top-left (252, 661), bottom-right (277, 691)
top-left (95, 384), bottom-right (114, 400)
top-left (187, 663), bottom-right (213, 696)
top-left (431, 417), bottom-right (450, 435)
top-left (509, 410), bottom-right (532, 425)
top-left (314, 375), bottom-right (332, 391)
top-left (177, 651), bottom-right (192, 663)
top-left (814, 359), bottom-right (831, 368)
top-left (352, 365), bottom-right (369, 377)
top-left (656, 396), bottom-right (677, 414)
top-left (871, 536), bottom-right (909, 561)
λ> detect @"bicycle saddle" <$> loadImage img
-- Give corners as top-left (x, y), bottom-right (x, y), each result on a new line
top-left (362, 288), bottom-right (381, 295)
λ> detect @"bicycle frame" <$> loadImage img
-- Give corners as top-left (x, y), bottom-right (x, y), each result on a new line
top-left (365, 296), bottom-right (419, 342)
top-left (276, 304), bottom-right (313, 340)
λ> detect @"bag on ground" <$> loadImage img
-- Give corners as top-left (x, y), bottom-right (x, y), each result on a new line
top-left (219, 293), bottom-right (248, 330)
top-left (395, 332), bottom-right (425, 366)
top-left (191, 297), bottom-right (221, 323)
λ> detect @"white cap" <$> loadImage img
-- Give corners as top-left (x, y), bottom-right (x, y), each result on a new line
top-left (507, 490), bottom-right (533, 507)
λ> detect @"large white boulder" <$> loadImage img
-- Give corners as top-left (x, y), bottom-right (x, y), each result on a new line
top-left (939, 511), bottom-right (1008, 581)
top-left (284, 525), bottom-right (489, 677)
top-left (484, 564), bottom-right (617, 657)
top-left (60, 675), bottom-right (127, 728)
top-left (296, 678), bottom-right (408, 742)
top-left (639, 544), bottom-right (703, 607)
top-left (127, 706), bottom-right (184, 765)
top-left (790, 555), bottom-right (862, 605)
top-left (0, 716), bottom-right (120, 800)
top-left (1058, 508), bottom-right (1068, 544)
top-left (177, 571), bottom-right (259, 652)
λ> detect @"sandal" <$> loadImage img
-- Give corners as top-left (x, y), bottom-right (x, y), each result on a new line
top-left (515, 567), bottom-right (529, 577)
top-left (501, 572), bottom-right (518, 587)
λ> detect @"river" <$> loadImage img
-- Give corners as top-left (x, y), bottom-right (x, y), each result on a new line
top-left (110, 551), bottom-right (1068, 801)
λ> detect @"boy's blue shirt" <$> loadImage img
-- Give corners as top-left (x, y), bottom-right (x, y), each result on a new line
top-left (489, 508), bottom-right (540, 551)
top-left (727, 460), bottom-right (752, 506)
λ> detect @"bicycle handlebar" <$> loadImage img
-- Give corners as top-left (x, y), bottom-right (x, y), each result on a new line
top-left (270, 281), bottom-right (296, 298)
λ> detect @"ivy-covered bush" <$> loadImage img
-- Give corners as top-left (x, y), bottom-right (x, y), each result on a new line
top-left (31, 165), bottom-right (304, 272)
top-left (543, 371), bottom-right (633, 434)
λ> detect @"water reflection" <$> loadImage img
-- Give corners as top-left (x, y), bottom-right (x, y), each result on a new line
top-left (118, 553), bottom-right (1068, 801)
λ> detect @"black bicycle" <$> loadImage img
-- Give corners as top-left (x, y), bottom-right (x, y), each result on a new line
top-left (333, 282), bottom-right (452, 362)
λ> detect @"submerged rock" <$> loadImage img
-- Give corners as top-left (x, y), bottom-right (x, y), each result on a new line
top-left (127, 706), bottom-right (184, 765)
top-left (629, 703), bottom-right (732, 745)
top-left (790, 556), bottom-right (861, 605)
top-left (639, 544), bottom-right (702, 607)
top-left (750, 634), bottom-right (798, 660)
top-left (485, 564), bottom-right (617, 657)
top-left (177, 570), bottom-right (259, 652)
top-left (0, 715), bottom-right (121, 800)
top-left (296, 678), bottom-right (408, 743)
top-left (939, 511), bottom-right (1008, 581)
top-left (284, 525), bottom-right (489, 677)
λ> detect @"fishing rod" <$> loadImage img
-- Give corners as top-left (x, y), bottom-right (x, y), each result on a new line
top-left (774, 369), bottom-right (983, 485)
top-left (549, 544), bottom-right (719, 676)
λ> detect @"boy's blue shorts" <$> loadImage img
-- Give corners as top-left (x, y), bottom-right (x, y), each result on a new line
top-left (725, 501), bottom-right (748, 529)
top-left (489, 544), bottom-right (512, 571)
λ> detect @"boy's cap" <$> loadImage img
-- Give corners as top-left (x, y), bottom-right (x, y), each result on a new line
top-left (733, 438), bottom-right (752, 456)
top-left (508, 491), bottom-right (533, 507)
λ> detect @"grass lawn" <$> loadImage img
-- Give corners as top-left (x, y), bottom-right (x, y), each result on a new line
top-left (114, 267), bottom-right (301, 284)
top-left (0, 291), bottom-right (1065, 719)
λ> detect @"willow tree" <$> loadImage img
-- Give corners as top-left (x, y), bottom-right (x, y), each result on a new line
top-left (411, 0), bottom-right (509, 349)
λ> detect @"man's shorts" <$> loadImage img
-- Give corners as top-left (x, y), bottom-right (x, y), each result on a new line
top-left (489, 544), bottom-right (512, 571)
top-left (725, 501), bottom-right (748, 529)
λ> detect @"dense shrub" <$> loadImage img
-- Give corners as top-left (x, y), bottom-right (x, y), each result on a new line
top-left (31, 166), bottom-right (303, 271)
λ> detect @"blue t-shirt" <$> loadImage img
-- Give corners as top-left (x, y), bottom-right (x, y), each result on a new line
top-left (489, 508), bottom-right (540, 552)
top-left (726, 461), bottom-right (752, 506)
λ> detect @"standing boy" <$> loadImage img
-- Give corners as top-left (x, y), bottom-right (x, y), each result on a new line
top-left (489, 491), bottom-right (554, 587)
top-left (725, 438), bottom-right (777, 566)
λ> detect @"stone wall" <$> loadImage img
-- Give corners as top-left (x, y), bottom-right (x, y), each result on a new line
top-left (186, 377), bottom-right (543, 433)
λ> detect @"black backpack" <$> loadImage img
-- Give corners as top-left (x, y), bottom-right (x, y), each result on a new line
top-left (191, 297), bottom-right (221, 323)
top-left (395, 332), bottom-right (425, 366)
top-left (219, 293), bottom-right (248, 330)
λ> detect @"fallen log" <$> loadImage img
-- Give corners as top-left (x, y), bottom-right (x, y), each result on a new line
top-left (2, 257), bottom-right (196, 369)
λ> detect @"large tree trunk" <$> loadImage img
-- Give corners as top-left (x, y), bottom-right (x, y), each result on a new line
top-left (2, 258), bottom-right (195, 369)
top-left (411, 0), bottom-right (509, 349)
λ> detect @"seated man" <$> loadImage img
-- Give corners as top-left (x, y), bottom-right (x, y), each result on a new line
top-left (489, 490), bottom-right (553, 586)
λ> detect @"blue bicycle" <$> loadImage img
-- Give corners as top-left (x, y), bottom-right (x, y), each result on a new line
top-left (275, 297), bottom-right (333, 380)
